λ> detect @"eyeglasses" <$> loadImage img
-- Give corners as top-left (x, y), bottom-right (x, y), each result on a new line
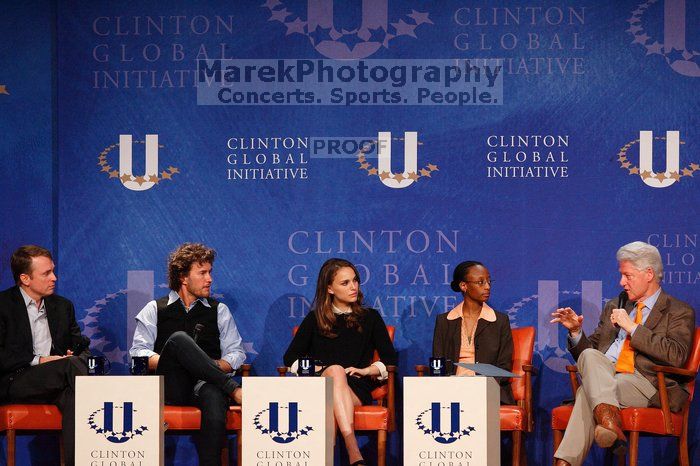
top-left (463, 279), bottom-right (492, 287)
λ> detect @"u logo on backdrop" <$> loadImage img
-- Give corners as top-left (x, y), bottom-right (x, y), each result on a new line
top-left (354, 131), bottom-right (439, 189)
top-left (263, 0), bottom-right (433, 59)
top-left (616, 131), bottom-right (698, 188)
top-left (97, 134), bottom-right (181, 191)
top-left (626, 0), bottom-right (700, 77)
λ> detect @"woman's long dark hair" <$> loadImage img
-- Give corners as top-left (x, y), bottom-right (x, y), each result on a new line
top-left (312, 258), bottom-right (366, 337)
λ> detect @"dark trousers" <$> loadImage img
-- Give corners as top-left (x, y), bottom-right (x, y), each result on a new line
top-left (5, 356), bottom-right (87, 466)
top-left (157, 331), bottom-right (239, 466)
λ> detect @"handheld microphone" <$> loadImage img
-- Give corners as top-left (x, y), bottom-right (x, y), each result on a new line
top-left (618, 291), bottom-right (629, 309)
top-left (193, 324), bottom-right (204, 344)
top-left (614, 291), bottom-right (629, 329)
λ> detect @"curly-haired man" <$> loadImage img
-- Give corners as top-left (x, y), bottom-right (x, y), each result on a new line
top-left (130, 243), bottom-right (245, 466)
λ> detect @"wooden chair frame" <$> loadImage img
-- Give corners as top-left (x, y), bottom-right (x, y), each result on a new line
top-left (551, 327), bottom-right (700, 466)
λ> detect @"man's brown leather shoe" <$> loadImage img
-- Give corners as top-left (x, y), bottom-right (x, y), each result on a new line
top-left (554, 458), bottom-right (571, 466)
top-left (593, 403), bottom-right (627, 455)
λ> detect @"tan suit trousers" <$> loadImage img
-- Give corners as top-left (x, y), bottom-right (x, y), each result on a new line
top-left (554, 348), bottom-right (657, 466)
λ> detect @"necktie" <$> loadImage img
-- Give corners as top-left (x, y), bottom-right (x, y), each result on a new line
top-left (615, 301), bottom-right (645, 374)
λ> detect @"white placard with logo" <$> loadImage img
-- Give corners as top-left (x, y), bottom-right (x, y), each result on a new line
top-left (243, 377), bottom-right (333, 466)
top-left (404, 377), bottom-right (500, 466)
top-left (76, 376), bottom-right (164, 466)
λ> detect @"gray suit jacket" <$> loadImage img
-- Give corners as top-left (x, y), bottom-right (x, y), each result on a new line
top-left (569, 290), bottom-right (695, 412)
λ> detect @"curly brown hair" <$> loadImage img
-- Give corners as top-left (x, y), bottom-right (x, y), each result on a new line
top-left (167, 243), bottom-right (216, 291)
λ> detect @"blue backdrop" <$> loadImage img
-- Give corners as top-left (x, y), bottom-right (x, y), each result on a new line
top-left (2, 0), bottom-right (699, 464)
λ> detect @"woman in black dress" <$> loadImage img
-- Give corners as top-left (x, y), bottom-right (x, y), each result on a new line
top-left (284, 258), bottom-right (397, 466)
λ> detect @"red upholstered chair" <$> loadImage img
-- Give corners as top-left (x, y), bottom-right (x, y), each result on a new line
top-left (551, 327), bottom-right (700, 466)
top-left (163, 363), bottom-right (249, 466)
top-left (277, 325), bottom-right (397, 466)
top-left (415, 326), bottom-right (537, 466)
top-left (0, 404), bottom-right (65, 466)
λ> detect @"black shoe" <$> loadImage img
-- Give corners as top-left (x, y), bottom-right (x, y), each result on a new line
top-left (350, 461), bottom-right (367, 466)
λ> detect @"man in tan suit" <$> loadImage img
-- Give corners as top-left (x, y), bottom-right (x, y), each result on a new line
top-left (551, 241), bottom-right (695, 466)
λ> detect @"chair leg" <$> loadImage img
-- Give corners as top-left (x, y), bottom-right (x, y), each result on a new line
top-left (237, 430), bottom-right (243, 466)
top-left (628, 431), bottom-right (639, 466)
top-left (511, 430), bottom-right (522, 466)
top-left (552, 429), bottom-right (563, 466)
top-left (377, 429), bottom-right (387, 466)
top-left (520, 433), bottom-right (528, 466)
top-left (679, 430), bottom-right (689, 466)
top-left (221, 443), bottom-right (229, 466)
top-left (7, 430), bottom-right (16, 466)
top-left (59, 434), bottom-right (65, 466)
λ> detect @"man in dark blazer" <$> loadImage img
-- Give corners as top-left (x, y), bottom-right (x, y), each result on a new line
top-left (551, 241), bottom-right (695, 466)
top-left (0, 245), bottom-right (89, 466)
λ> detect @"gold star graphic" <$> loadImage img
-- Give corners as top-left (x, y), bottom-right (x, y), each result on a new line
top-left (682, 168), bottom-right (693, 177)
top-left (98, 160), bottom-right (107, 167)
top-left (120, 174), bottom-right (132, 183)
top-left (100, 165), bottom-right (111, 173)
top-left (427, 164), bottom-right (439, 171)
top-left (0, 85), bottom-right (8, 95)
top-left (621, 161), bottom-right (631, 168)
top-left (690, 163), bottom-right (700, 171)
top-left (628, 167), bottom-right (639, 175)
top-left (360, 162), bottom-right (369, 169)
top-left (654, 172), bottom-right (666, 182)
top-left (367, 168), bottom-right (378, 176)
top-left (394, 173), bottom-right (405, 182)
top-left (420, 168), bottom-right (431, 177)
top-left (379, 171), bottom-right (391, 180)
top-left (357, 155), bottom-right (366, 162)
top-left (640, 171), bottom-right (651, 180)
top-left (407, 172), bottom-right (419, 181)
top-left (161, 171), bottom-right (172, 180)
top-left (669, 172), bottom-right (681, 181)
top-left (167, 166), bottom-right (180, 174)
top-left (134, 175), bottom-right (146, 184)
top-left (98, 154), bottom-right (107, 161)
top-left (149, 175), bottom-right (160, 184)
top-left (108, 170), bottom-right (119, 178)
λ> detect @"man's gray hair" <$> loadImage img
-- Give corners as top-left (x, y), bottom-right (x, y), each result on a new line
top-left (616, 241), bottom-right (663, 282)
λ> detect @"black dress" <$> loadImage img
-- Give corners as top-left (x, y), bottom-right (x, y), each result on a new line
top-left (283, 308), bottom-right (397, 405)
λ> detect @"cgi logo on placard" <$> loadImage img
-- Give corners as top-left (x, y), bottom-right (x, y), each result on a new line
top-left (626, 0), bottom-right (700, 77)
top-left (98, 134), bottom-right (181, 191)
top-left (263, 0), bottom-right (433, 59)
top-left (254, 402), bottom-right (314, 444)
top-left (87, 401), bottom-right (148, 443)
top-left (415, 402), bottom-right (475, 444)
top-left (616, 131), bottom-right (698, 188)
